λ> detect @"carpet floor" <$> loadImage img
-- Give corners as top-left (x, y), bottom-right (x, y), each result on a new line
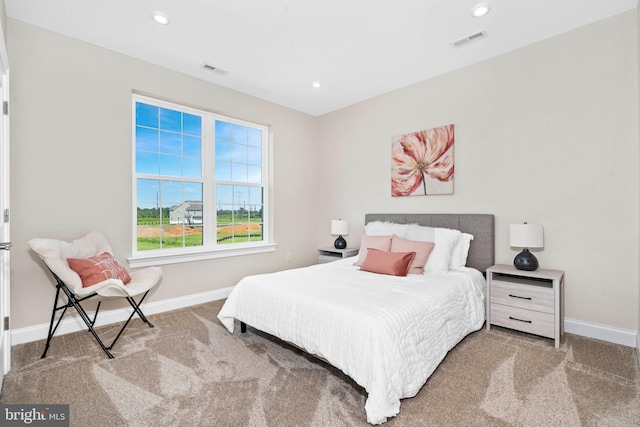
top-left (1, 299), bottom-right (638, 426)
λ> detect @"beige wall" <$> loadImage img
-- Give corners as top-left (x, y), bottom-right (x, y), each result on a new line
top-left (6, 10), bottom-right (640, 337)
top-left (7, 19), bottom-right (319, 329)
top-left (317, 11), bottom-right (639, 332)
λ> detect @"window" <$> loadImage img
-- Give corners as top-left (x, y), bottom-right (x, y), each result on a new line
top-left (130, 95), bottom-right (273, 267)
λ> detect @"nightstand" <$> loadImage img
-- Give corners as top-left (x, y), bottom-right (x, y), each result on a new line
top-left (318, 247), bottom-right (359, 264)
top-left (486, 264), bottom-right (564, 348)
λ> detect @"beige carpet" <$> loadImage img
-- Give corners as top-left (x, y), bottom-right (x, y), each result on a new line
top-left (1, 299), bottom-right (639, 426)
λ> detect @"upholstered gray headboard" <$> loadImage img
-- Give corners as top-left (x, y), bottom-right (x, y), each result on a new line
top-left (365, 213), bottom-right (495, 273)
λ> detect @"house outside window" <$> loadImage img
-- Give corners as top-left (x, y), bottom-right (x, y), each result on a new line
top-left (130, 94), bottom-right (274, 267)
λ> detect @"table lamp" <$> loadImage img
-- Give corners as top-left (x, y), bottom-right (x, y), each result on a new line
top-left (509, 222), bottom-right (543, 271)
top-left (331, 219), bottom-right (349, 249)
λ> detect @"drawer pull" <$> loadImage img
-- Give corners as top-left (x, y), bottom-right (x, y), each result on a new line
top-left (509, 294), bottom-right (532, 300)
top-left (509, 316), bottom-right (532, 324)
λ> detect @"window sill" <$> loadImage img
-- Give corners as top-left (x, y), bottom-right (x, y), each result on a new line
top-left (127, 243), bottom-right (278, 268)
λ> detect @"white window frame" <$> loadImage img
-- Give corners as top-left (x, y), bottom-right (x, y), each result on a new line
top-left (129, 94), bottom-right (275, 268)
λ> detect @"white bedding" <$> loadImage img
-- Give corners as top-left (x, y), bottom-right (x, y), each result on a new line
top-left (217, 257), bottom-right (486, 424)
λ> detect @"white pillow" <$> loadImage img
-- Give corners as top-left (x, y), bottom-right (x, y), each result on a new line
top-left (364, 221), bottom-right (410, 238)
top-left (406, 224), bottom-right (461, 274)
top-left (427, 228), bottom-right (462, 273)
top-left (450, 233), bottom-right (474, 269)
top-left (404, 224), bottom-right (435, 242)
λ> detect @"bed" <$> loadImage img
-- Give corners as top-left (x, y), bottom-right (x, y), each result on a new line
top-left (218, 213), bottom-right (495, 424)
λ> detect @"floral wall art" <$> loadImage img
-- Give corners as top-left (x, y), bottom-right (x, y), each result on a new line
top-left (391, 124), bottom-right (454, 196)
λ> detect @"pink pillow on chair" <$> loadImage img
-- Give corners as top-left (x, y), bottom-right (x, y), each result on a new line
top-left (67, 252), bottom-right (131, 287)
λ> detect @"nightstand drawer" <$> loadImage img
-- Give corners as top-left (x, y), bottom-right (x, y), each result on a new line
top-left (490, 303), bottom-right (554, 338)
top-left (491, 280), bottom-right (554, 314)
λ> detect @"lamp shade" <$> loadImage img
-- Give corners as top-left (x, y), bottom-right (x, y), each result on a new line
top-left (331, 219), bottom-right (348, 249)
top-left (509, 223), bottom-right (543, 248)
top-left (510, 223), bottom-right (543, 271)
top-left (331, 219), bottom-right (349, 236)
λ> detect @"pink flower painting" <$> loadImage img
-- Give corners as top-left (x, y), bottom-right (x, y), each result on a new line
top-left (391, 124), bottom-right (454, 196)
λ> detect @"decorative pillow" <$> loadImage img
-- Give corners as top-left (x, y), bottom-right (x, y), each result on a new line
top-left (354, 234), bottom-right (393, 266)
top-left (67, 252), bottom-right (132, 288)
top-left (360, 249), bottom-right (416, 277)
top-left (364, 221), bottom-right (410, 238)
top-left (450, 233), bottom-right (474, 269)
top-left (390, 235), bottom-right (435, 274)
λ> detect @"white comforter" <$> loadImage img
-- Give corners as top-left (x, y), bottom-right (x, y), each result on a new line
top-left (217, 257), bottom-right (486, 424)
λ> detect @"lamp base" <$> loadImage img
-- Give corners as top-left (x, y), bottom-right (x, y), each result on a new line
top-left (514, 248), bottom-right (538, 271)
top-left (334, 235), bottom-right (347, 249)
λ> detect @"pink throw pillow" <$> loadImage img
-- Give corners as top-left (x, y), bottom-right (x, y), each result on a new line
top-left (67, 252), bottom-right (132, 288)
top-left (354, 234), bottom-right (393, 266)
top-left (360, 248), bottom-right (416, 277)
top-left (390, 235), bottom-right (435, 274)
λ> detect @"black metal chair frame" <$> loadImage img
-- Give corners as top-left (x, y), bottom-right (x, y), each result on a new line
top-left (42, 268), bottom-right (154, 359)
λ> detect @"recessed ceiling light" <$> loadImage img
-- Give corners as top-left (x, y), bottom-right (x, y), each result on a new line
top-left (151, 11), bottom-right (170, 25)
top-left (311, 81), bottom-right (323, 89)
top-left (471, 3), bottom-right (491, 18)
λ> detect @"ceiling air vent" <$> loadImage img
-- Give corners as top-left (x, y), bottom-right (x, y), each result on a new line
top-left (201, 63), bottom-right (230, 76)
top-left (451, 30), bottom-right (487, 48)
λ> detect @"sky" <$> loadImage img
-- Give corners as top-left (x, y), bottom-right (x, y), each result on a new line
top-left (135, 101), bottom-right (263, 215)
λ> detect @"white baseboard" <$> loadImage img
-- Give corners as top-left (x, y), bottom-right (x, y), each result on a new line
top-left (10, 287), bottom-right (234, 346)
top-left (564, 317), bottom-right (637, 348)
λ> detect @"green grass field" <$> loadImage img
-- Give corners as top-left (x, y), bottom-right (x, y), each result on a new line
top-left (136, 224), bottom-right (262, 250)
top-left (137, 206), bottom-right (263, 250)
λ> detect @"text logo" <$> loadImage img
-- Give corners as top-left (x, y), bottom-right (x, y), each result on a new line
top-left (0, 405), bottom-right (69, 426)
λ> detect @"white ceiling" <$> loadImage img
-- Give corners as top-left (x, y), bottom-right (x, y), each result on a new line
top-left (5, 0), bottom-right (638, 116)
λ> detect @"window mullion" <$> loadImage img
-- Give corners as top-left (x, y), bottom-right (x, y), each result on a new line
top-left (202, 113), bottom-right (216, 246)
